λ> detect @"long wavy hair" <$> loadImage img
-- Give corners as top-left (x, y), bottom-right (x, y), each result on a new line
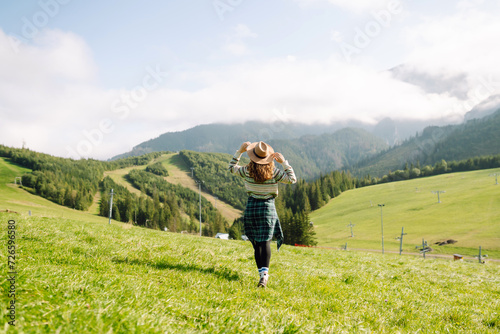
top-left (248, 160), bottom-right (274, 183)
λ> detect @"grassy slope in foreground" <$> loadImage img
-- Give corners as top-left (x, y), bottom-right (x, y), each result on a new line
top-left (311, 168), bottom-right (500, 258)
top-left (0, 212), bottom-right (499, 333)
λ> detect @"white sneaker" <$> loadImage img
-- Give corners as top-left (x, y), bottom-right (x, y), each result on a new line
top-left (258, 273), bottom-right (269, 287)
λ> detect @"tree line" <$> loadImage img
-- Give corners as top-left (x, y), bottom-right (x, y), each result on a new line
top-left (99, 176), bottom-right (197, 233)
top-left (3, 144), bottom-right (499, 246)
top-left (0, 145), bottom-right (167, 210)
top-left (179, 150), bottom-right (248, 210)
top-left (355, 154), bottom-right (500, 186)
top-left (126, 169), bottom-right (228, 236)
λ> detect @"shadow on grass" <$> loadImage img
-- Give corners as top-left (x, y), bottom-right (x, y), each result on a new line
top-left (113, 258), bottom-right (240, 281)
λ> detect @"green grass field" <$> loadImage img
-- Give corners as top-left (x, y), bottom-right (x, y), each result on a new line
top-left (1, 157), bottom-right (500, 332)
top-left (311, 168), bottom-right (500, 258)
top-left (1, 212), bottom-right (500, 333)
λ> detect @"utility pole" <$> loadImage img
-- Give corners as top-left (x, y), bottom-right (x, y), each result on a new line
top-left (196, 180), bottom-right (204, 236)
top-left (417, 238), bottom-right (430, 259)
top-left (378, 204), bottom-right (385, 254)
top-left (347, 221), bottom-right (355, 238)
top-left (191, 167), bottom-right (195, 178)
top-left (431, 190), bottom-right (445, 203)
top-left (396, 227), bottom-right (407, 255)
top-left (108, 189), bottom-right (114, 224)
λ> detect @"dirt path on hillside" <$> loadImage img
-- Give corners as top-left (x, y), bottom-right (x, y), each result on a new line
top-left (164, 154), bottom-right (242, 223)
top-left (103, 166), bottom-right (145, 196)
top-left (103, 154), bottom-right (242, 223)
top-left (86, 191), bottom-right (101, 215)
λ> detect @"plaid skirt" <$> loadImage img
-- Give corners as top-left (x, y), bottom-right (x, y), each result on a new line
top-left (243, 196), bottom-right (284, 250)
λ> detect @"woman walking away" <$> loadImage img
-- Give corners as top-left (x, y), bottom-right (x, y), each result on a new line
top-left (228, 141), bottom-right (296, 287)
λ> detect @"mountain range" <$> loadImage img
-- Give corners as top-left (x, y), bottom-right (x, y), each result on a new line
top-left (112, 106), bottom-right (500, 179)
top-left (352, 108), bottom-right (500, 177)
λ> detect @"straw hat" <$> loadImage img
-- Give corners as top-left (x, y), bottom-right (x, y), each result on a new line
top-left (246, 141), bottom-right (274, 164)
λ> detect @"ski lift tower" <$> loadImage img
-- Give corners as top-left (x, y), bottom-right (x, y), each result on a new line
top-left (395, 227), bottom-right (407, 255)
top-left (431, 190), bottom-right (445, 203)
top-left (490, 173), bottom-right (499, 185)
top-left (347, 221), bottom-right (355, 238)
top-left (378, 204), bottom-right (385, 254)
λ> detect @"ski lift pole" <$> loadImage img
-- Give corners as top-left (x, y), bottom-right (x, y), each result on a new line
top-left (108, 189), bottom-right (114, 224)
top-left (398, 227), bottom-right (407, 256)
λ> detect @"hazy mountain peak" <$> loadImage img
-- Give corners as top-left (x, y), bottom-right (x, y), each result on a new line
top-left (464, 94), bottom-right (500, 121)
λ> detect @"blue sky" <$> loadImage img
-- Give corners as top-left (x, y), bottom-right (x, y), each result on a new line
top-left (1, 0), bottom-right (500, 159)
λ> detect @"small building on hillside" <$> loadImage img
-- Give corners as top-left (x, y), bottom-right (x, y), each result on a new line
top-left (215, 233), bottom-right (229, 240)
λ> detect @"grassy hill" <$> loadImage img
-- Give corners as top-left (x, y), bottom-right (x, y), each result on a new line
top-left (102, 153), bottom-right (242, 223)
top-left (310, 168), bottom-right (500, 258)
top-left (1, 212), bottom-right (499, 332)
top-left (0, 156), bottom-right (108, 224)
top-left (1, 148), bottom-right (243, 229)
top-left (1, 155), bottom-right (500, 332)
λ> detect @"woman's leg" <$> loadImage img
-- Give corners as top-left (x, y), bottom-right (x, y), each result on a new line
top-left (252, 241), bottom-right (271, 269)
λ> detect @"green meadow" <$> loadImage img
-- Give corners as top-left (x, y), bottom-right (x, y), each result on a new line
top-left (1, 157), bottom-right (500, 332)
top-left (311, 168), bottom-right (500, 258)
top-left (1, 212), bottom-right (500, 333)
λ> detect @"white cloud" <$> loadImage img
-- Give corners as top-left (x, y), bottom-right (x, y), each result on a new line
top-left (399, 9), bottom-right (500, 102)
top-left (330, 30), bottom-right (343, 42)
top-left (457, 0), bottom-right (485, 11)
top-left (125, 57), bottom-right (460, 130)
top-left (222, 24), bottom-right (257, 56)
top-left (2, 3), bottom-right (500, 161)
top-left (0, 29), bottom-right (114, 158)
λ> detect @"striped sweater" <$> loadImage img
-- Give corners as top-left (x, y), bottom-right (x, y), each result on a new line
top-left (228, 151), bottom-right (297, 199)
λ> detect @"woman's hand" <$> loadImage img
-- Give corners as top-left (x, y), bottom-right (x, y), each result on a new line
top-left (238, 142), bottom-right (251, 154)
top-left (273, 152), bottom-right (285, 164)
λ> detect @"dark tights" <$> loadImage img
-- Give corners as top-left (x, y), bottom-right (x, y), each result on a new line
top-left (252, 241), bottom-right (271, 269)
